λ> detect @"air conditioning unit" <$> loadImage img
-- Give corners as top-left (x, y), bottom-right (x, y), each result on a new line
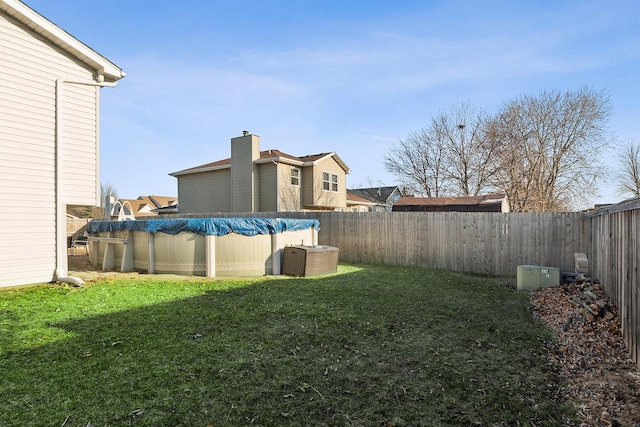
top-left (282, 245), bottom-right (339, 277)
top-left (516, 265), bottom-right (560, 290)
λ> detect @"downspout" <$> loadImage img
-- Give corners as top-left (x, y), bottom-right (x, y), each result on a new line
top-left (55, 76), bottom-right (118, 285)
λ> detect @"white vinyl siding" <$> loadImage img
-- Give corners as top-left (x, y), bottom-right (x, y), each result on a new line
top-left (177, 169), bottom-right (232, 214)
top-left (0, 11), bottom-right (99, 206)
top-left (61, 83), bottom-right (99, 204)
top-left (0, 11), bottom-right (101, 287)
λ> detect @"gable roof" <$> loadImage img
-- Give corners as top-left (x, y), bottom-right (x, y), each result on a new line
top-left (347, 186), bottom-right (402, 205)
top-left (111, 195), bottom-right (178, 217)
top-left (170, 149), bottom-right (350, 177)
top-left (118, 198), bottom-right (155, 216)
top-left (0, 0), bottom-right (125, 81)
top-left (346, 192), bottom-right (377, 206)
top-left (141, 195), bottom-right (178, 209)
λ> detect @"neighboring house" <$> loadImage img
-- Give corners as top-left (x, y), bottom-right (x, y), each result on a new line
top-left (347, 186), bottom-right (404, 211)
top-left (147, 195), bottom-right (178, 212)
top-left (0, 0), bottom-right (125, 287)
top-left (148, 195), bottom-right (179, 214)
top-left (170, 132), bottom-right (351, 213)
top-left (392, 194), bottom-right (510, 212)
top-left (344, 192), bottom-right (377, 212)
top-left (110, 195), bottom-right (178, 219)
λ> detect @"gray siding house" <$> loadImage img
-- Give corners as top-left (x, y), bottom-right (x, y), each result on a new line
top-left (170, 133), bottom-right (351, 213)
top-left (347, 186), bottom-right (404, 212)
top-left (0, 0), bottom-right (124, 287)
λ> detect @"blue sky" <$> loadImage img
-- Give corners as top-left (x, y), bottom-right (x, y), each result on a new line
top-left (25, 0), bottom-right (640, 207)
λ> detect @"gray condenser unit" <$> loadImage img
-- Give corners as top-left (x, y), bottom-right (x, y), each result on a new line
top-left (282, 245), bottom-right (339, 277)
top-left (516, 265), bottom-right (560, 290)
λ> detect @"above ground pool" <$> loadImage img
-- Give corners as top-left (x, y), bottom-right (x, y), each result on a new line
top-left (85, 217), bottom-right (320, 277)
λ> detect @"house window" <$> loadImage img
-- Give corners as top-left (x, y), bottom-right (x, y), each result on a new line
top-left (290, 168), bottom-right (300, 186)
top-left (323, 172), bottom-right (338, 192)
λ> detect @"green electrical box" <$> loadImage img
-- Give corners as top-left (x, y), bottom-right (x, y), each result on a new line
top-left (517, 265), bottom-right (560, 290)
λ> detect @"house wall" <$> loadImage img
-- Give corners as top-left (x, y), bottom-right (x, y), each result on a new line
top-left (278, 164), bottom-right (302, 211)
top-left (258, 162), bottom-right (277, 212)
top-left (307, 157), bottom-right (347, 209)
top-left (387, 188), bottom-right (403, 210)
top-left (0, 10), bottom-right (100, 287)
top-left (60, 82), bottom-right (100, 205)
top-left (177, 169), bottom-right (231, 214)
top-left (301, 166), bottom-right (315, 208)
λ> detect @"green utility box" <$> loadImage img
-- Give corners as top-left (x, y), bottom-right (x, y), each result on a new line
top-left (517, 265), bottom-right (561, 290)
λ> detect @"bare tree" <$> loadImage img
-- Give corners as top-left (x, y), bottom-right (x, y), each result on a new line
top-left (616, 140), bottom-right (640, 197)
top-left (433, 102), bottom-right (499, 196)
top-left (362, 176), bottom-right (376, 187)
top-left (100, 182), bottom-right (119, 203)
top-left (352, 176), bottom-right (386, 189)
top-left (385, 102), bottom-right (498, 197)
top-left (489, 87), bottom-right (612, 211)
top-left (384, 128), bottom-right (451, 197)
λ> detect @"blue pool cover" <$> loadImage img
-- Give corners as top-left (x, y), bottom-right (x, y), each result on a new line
top-left (86, 217), bottom-right (320, 237)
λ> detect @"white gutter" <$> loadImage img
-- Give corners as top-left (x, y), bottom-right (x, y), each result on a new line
top-left (54, 77), bottom-right (119, 284)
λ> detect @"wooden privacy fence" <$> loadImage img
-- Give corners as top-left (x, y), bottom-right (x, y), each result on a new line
top-left (586, 199), bottom-right (640, 365)
top-left (66, 217), bottom-right (89, 245)
top-left (186, 211), bottom-right (590, 277)
top-left (304, 211), bottom-right (590, 276)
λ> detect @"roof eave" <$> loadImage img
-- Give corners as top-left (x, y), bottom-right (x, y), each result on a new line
top-left (302, 152), bottom-right (351, 173)
top-left (331, 153), bottom-right (351, 174)
top-left (255, 156), bottom-right (304, 167)
top-left (0, 0), bottom-right (125, 81)
top-left (347, 200), bottom-right (377, 206)
top-left (169, 164), bottom-right (230, 177)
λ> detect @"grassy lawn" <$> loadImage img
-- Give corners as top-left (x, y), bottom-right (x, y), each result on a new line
top-left (0, 264), bottom-right (576, 426)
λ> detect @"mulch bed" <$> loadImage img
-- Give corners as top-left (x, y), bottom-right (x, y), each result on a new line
top-left (530, 278), bottom-right (640, 426)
